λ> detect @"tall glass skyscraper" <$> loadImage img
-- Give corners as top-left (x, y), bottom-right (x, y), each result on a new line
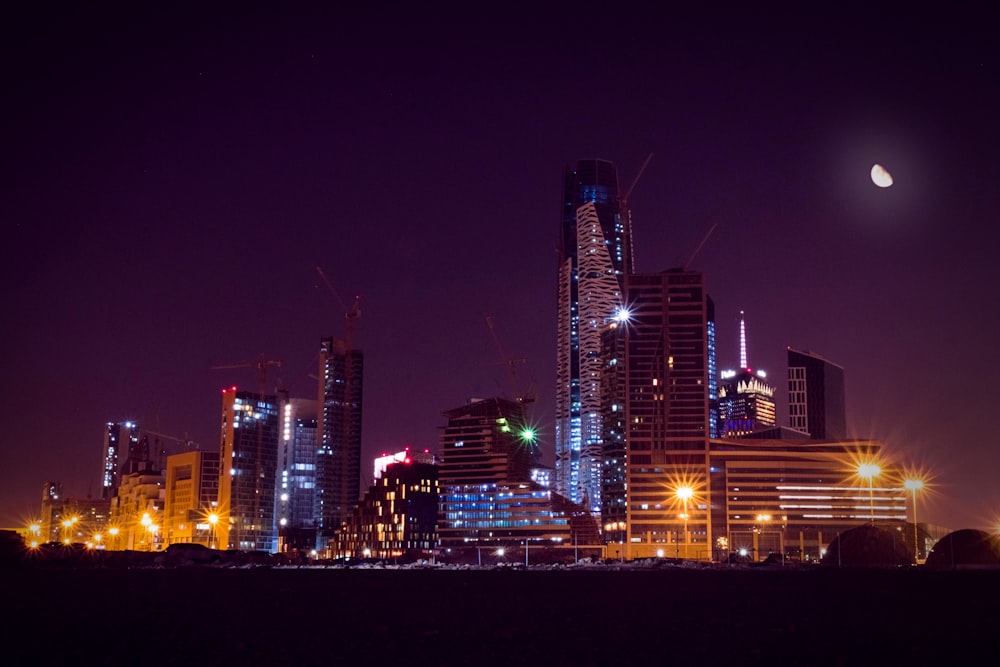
top-left (315, 336), bottom-right (364, 544)
top-left (218, 388), bottom-right (280, 552)
top-left (556, 159), bottom-right (633, 514)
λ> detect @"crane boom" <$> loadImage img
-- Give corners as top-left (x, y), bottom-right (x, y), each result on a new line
top-left (485, 315), bottom-right (535, 405)
top-left (211, 354), bottom-right (282, 396)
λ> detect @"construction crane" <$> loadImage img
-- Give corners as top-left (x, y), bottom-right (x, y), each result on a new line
top-left (211, 354), bottom-right (283, 396)
top-left (316, 266), bottom-right (361, 350)
top-left (143, 430), bottom-right (198, 451)
top-left (618, 152), bottom-right (653, 273)
top-left (485, 315), bottom-right (536, 405)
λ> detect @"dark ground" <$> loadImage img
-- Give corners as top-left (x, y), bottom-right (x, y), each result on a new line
top-left (2, 564), bottom-right (997, 666)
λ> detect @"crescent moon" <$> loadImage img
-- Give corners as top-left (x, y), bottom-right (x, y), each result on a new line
top-left (871, 164), bottom-right (893, 188)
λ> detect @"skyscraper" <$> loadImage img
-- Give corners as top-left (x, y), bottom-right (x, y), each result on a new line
top-left (718, 311), bottom-right (776, 437)
top-left (556, 159), bottom-right (633, 514)
top-left (277, 393), bottom-right (319, 530)
top-left (217, 387), bottom-right (280, 551)
top-left (315, 336), bottom-right (363, 542)
top-left (101, 421), bottom-right (139, 500)
top-left (787, 347), bottom-right (847, 440)
top-left (604, 268), bottom-right (716, 558)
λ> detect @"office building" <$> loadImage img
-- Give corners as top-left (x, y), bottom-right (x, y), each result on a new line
top-left (718, 312), bottom-right (776, 437)
top-left (787, 347), bottom-right (847, 440)
top-left (333, 454), bottom-right (439, 561)
top-left (556, 158), bottom-right (633, 514)
top-left (315, 336), bottom-right (364, 541)
top-left (163, 450), bottom-right (221, 547)
top-left (276, 392), bottom-right (319, 544)
top-left (707, 437), bottom-right (905, 561)
top-left (437, 397), bottom-right (588, 550)
top-left (438, 397), bottom-right (537, 487)
top-left (609, 268), bottom-right (716, 559)
top-left (217, 387), bottom-right (280, 552)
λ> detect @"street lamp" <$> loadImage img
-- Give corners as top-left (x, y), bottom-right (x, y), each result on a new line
top-left (856, 463), bottom-right (881, 523)
top-left (755, 513), bottom-right (772, 561)
top-left (27, 522), bottom-right (41, 548)
top-left (903, 478), bottom-right (925, 563)
top-left (108, 526), bottom-right (120, 551)
top-left (675, 486), bottom-right (693, 558)
top-left (207, 512), bottom-right (219, 549)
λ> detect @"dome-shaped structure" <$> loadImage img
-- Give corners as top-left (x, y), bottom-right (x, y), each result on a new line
top-left (820, 524), bottom-right (913, 567)
top-left (925, 529), bottom-right (1000, 569)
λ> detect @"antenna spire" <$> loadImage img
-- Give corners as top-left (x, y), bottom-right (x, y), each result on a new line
top-left (739, 310), bottom-right (748, 369)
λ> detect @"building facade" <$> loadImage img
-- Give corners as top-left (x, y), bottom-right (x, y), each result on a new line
top-left (787, 347), bottom-right (847, 440)
top-left (610, 269), bottom-right (716, 559)
top-left (437, 397), bottom-right (587, 549)
top-left (163, 450), bottom-right (221, 547)
top-left (707, 438), bottom-right (906, 561)
top-left (315, 336), bottom-right (364, 542)
top-left (556, 158), bottom-right (633, 514)
top-left (438, 397), bottom-right (538, 488)
top-left (333, 456), bottom-right (439, 561)
top-left (217, 387), bottom-right (280, 552)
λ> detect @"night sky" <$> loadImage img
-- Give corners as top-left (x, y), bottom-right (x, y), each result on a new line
top-left (3, 4), bottom-right (997, 532)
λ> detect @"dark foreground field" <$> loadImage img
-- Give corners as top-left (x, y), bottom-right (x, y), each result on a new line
top-left (3, 565), bottom-right (997, 666)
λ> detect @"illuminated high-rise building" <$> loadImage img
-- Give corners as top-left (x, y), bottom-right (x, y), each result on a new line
top-left (101, 421), bottom-right (140, 500)
top-left (217, 387), bottom-right (280, 552)
top-left (556, 159), bottom-right (633, 514)
top-left (718, 311), bottom-right (776, 437)
top-left (276, 392), bottom-right (319, 548)
top-left (315, 336), bottom-right (364, 542)
top-left (787, 347), bottom-right (847, 440)
top-left (604, 268), bottom-right (716, 558)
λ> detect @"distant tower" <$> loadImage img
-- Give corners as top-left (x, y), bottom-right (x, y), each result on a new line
top-left (276, 392), bottom-right (319, 535)
top-left (787, 347), bottom-right (847, 440)
top-left (101, 421), bottom-right (140, 500)
top-left (556, 159), bottom-right (632, 514)
top-left (717, 311), bottom-right (776, 437)
top-left (315, 337), bottom-right (364, 543)
top-left (217, 387), bottom-right (280, 551)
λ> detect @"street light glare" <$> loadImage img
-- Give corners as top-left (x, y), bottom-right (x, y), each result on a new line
top-left (676, 486), bottom-right (694, 501)
top-left (903, 478), bottom-right (925, 492)
top-left (857, 463), bottom-right (881, 479)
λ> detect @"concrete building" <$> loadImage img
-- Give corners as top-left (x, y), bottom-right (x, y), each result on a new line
top-left (163, 450), bottom-right (221, 547)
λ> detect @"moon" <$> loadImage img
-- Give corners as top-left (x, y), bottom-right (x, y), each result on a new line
top-left (870, 163), bottom-right (893, 188)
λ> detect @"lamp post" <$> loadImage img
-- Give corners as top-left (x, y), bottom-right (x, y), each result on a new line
top-left (108, 526), bottom-right (120, 551)
top-left (856, 463), bottom-right (881, 523)
top-left (903, 478), bottom-right (925, 563)
top-left (755, 513), bottom-right (772, 561)
top-left (675, 486), bottom-right (693, 559)
top-left (207, 512), bottom-right (219, 549)
top-left (27, 522), bottom-right (41, 548)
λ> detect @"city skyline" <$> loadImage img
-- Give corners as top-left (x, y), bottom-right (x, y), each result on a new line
top-left (3, 5), bottom-right (998, 532)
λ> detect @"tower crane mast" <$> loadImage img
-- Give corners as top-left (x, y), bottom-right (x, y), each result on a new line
top-left (485, 315), bottom-right (535, 405)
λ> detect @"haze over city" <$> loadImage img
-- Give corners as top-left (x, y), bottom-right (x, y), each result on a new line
top-left (3, 4), bottom-right (998, 532)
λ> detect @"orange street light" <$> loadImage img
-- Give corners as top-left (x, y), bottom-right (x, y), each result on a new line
top-left (903, 478), bottom-right (925, 563)
top-left (856, 463), bottom-right (881, 523)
